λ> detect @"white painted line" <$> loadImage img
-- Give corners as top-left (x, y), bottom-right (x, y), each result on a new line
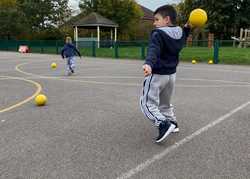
top-left (179, 78), bottom-right (250, 85)
top-left (15, 63), bottom-right (250, 87)
top-left (177, 84), bottom-right (250, 88)
top-left (180, 66), bottom-right (250, 74)
top-left (12, 76), bottom-right (250, 88)
top-left (20, 75), bottom-right (143, 79)
top-left (117, 101), bottom-right (250, 179)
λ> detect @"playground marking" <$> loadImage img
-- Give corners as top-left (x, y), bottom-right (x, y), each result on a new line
top-left (0, 76), bottom-right (42, 114)
top-left (179, 78), bottom-right (250, 84)
top-left (15, 62), bottom-right (250, 88)
top-left (116, 101), bottom-right (250, 179)
top-left (15, 63), bottom-right (41, 76)
top-left (180, 65), bottom-right (250, 74)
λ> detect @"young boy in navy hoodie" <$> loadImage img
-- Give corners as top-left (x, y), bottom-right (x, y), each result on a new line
top-left (140, 5), bottom-right (190, 143)
top-left (61, 36), bottom-right (81, 76)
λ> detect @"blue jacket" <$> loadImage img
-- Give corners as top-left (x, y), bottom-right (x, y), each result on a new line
top-left (61, 43), bottom-right (81, 58)
top-left (145, 26), bottom-right (190, 75)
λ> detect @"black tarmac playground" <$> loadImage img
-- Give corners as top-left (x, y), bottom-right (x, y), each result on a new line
top-left (0, 52), bottom-right (249, 179)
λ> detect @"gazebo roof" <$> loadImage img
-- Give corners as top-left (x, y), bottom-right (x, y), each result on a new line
top-left (72, 12), bottom-right (118, 28)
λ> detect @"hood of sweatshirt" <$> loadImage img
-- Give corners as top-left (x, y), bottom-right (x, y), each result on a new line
top-left (158, 26), bottom-right (183, 40)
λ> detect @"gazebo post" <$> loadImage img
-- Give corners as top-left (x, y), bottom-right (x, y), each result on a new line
top-left (111, 29), bottom-right (113, 41)
top-left (74, 26), bottom-right (78, 48)
top-left (73, 27), bottom-right (75, 40)
top-left (114, 27), bottom-right (117, 42)
top-left (97, 26), bottom-right (100, 48)
top-left (110, 29), bottom-right (113, 48)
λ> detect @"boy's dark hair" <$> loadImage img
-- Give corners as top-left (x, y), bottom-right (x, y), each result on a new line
top-left (154, 5), bottom-right (177, 25)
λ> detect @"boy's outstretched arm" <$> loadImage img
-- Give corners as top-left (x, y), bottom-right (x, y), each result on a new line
top-left (74, 46), bottom-right (82, 58)
top-left (183, 23), bottom-right (191, 40)
top-left (61, 48), bottom-right (65, 59)
top-left (143, 31), bottom-right (161, 76)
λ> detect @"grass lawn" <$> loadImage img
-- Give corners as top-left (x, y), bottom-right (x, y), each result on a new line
top-left (180, 47), bottom-right (214, 62)
top-left (79, 46), bottom-right (250, 65)
top-left (218, 47), bottom-right (250, 65)
top-left (80, 47), bottom-right (142, 59)
top-left (181, 47), bottom-right (250, 65)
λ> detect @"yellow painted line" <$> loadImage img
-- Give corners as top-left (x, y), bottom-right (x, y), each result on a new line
top-left (15, 62), bottom-right (250, 88)
top-left (0, 76), bottom-right (42, 114)
top-left (15, 63), bottom-right (41, 77)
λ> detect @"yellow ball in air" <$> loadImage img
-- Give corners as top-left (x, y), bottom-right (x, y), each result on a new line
top-left (189, 8), bottom-right (208, 27)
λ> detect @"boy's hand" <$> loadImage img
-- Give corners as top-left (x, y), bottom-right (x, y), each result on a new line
top-left (142, 64), bottom-right (152, 77)
top-left (185, 22), bottom-right (192, 28)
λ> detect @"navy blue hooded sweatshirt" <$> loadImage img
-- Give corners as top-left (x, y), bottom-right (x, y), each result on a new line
top-left (145, 26), bottom-right (190, 75)
top-left (61, 43), bottom-right (81, 58)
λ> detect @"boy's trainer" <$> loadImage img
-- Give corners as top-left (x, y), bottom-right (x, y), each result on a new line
top-left (156, 121), bottom-right (176, 143)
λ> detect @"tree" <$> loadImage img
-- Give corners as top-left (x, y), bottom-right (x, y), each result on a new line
top-left (0, 0), bottom-right (72, 39)
top-left (0, 0), bottom-right (16, 7)
top-left (79, 0), bottom-right (98, 15)
top-left (79, 0), bottom-right (143, 39)
top-left (178, 0), bottom-right (250, 39)
top-left (17, 0), bottom-right (71, 30)
top-left (0, 0), bottom-right (27, 39)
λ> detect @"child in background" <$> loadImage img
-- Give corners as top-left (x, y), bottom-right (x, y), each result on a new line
top-left (140, 5), bottom-right (190, 143)
top-left (61, 36), bottom-right (81, 75)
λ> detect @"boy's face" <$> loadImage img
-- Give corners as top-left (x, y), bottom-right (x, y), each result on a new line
top-left (153, 13), bottom-right (170, 28)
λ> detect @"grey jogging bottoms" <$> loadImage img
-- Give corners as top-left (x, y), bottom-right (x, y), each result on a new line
top-left (140, 73), bottom-right (176, 126)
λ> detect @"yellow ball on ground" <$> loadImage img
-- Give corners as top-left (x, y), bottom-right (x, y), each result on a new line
top-left (189, 8), bottom-right (207, 27)
top-left (208, 60), bottom-right (213, 64)
top-left (51, 62), bottom-right (57, 69)
top-left (192, 60), bottom-right (197, 64)
top-left (35, 94), bottom-right (47, 106)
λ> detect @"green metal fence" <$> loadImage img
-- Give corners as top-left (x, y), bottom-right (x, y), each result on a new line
top-left (0, 40), bottom-right (65, 54)
top-left (0, 39), bottom-right (249, 65)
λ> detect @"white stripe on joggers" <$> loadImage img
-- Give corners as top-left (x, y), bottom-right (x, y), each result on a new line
top-left (140, 75), bottom-right (158, 123)
top-left (117, 101), bottom-right (250, 179)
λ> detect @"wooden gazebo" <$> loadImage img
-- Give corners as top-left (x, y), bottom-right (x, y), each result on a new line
top-left (72, 12), bottom-right (119, 48)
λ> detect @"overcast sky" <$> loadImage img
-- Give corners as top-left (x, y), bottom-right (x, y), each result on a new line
top-left (68, 0), bottom-right (182, 11)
